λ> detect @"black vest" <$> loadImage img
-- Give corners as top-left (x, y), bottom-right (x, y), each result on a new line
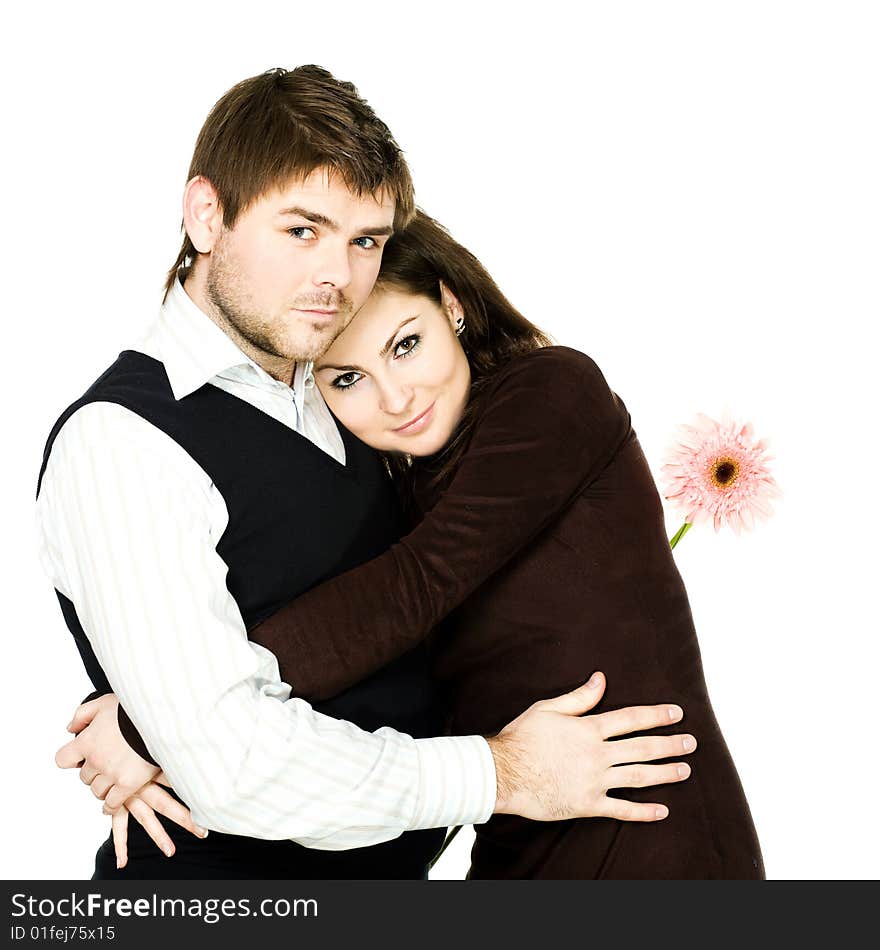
top-left (38, 351), bottom-right (445, 878)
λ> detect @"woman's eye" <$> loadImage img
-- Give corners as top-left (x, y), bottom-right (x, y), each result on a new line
top-left (394, 334), bottom-right (421, 358)
top-left (352, 236), bottom-right (378, 249)
top-left (288, 226), bottom-right (317, 240)
top-left (332, 371), bottom-right (363, 391)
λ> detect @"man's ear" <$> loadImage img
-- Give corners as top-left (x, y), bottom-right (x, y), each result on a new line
top-left (182, 176), bottom-right (224, 254)
top-left (439, 281), bottom-right (464, 329)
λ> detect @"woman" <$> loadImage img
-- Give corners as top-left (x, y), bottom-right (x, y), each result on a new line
top-left (81, 210), bottom-right (764, 878)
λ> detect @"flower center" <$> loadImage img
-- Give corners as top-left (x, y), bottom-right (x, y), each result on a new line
top-left (711, 456), bottom-right (739, 488)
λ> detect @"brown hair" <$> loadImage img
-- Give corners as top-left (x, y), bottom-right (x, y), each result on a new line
top-left (376, 210), bottom-right (554, 498)
top-left (164, 65), bottom-right (414, 298)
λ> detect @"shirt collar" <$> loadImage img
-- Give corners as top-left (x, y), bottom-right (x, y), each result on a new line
top-left (140, 277), bottom-right (313, 402)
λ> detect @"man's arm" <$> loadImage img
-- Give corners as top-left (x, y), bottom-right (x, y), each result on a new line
top-left (37, 401), bottom-right (494, 848)
top-left (62, 674), bottom-right (693, 832)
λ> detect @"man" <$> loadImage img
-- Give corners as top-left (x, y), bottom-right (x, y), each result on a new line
top-left (38, 65), bottom-right (695, 879)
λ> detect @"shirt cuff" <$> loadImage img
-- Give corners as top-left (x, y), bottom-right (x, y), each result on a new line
top-left (409, 735), bottom-right (496, 831)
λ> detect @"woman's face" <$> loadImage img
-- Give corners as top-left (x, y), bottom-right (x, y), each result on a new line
top-left (314, 285), bottom-right (471, 456)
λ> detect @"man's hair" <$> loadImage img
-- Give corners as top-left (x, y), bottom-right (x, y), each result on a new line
top-left (164, 65), bottom-right (415, 298)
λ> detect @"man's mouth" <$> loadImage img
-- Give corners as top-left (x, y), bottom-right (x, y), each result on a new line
top-left (293, 307), bottom-right (340, 323)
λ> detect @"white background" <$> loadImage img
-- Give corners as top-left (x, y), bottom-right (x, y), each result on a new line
top-left (2, 1), bottom-right (878, 880)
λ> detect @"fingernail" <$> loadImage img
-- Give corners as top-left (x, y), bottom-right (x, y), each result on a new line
top-left (197, 828), bottom-right (209, 838)
top-left (683, 736), bottom-right (696, 752)
top-left (587, 673), bottom-right (601, 688)
top-left (668, 706), bottom-right (682, 721)
top-left (655, 806), bottom-right (668, 819)
top-left (164, 847), bottom-right (174, 857)
top-left (677, 765), bottom-right (690, 779)
top-left (116, 858), bottom-right (122, 869)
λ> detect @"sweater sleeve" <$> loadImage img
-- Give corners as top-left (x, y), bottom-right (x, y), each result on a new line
top-left (250, 346), bottom-right (632, 701)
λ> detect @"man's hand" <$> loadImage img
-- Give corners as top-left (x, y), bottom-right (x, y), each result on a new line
top-left (488, 672), bottom-right (696, 822)
top-left (54, 694), bottom-right (159, 811)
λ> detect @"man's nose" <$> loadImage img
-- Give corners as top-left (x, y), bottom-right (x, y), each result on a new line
top-left (311, 240), bottom-right (352, 289)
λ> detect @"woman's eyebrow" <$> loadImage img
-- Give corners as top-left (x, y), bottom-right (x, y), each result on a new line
top-left (317, 315), bottom-right (421, 372)
top-left (316, 361), bottom-right (359, 373)
top-left (379, 316), bottom-right (420, 357)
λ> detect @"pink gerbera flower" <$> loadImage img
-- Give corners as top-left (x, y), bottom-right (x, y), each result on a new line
top-left (660, 409), bottom-right (781, 538)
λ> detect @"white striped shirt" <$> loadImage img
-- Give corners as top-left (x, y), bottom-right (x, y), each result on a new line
top-left (35, 278), bottom-right (496, 849)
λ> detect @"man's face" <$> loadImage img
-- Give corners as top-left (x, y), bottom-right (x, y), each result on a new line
top-left (202, 168), bottom-right (396, 372)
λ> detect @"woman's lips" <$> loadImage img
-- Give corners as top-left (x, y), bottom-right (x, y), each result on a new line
top-left (393, 402), bottom-right (435, 435)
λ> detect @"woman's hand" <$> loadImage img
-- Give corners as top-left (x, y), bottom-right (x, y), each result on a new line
top-left (55, 693), bottom-right (159, 810)
top-left (105, 774), bottom-right (209, 870)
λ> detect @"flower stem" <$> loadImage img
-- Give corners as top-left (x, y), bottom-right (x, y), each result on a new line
top-left (669, 522), bottom-right (693, 549)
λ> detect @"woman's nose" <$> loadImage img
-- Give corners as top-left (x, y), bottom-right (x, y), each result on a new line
top-left (377, 380), bottom-right (414, 417)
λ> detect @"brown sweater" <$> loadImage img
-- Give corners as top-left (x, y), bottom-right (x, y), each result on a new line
top-left (246, 345), bottom-right (764, 879)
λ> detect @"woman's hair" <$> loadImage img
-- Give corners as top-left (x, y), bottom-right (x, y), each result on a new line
top-left (375, 209), bottom-right (553, 497)
top-left (164, 65), bottom-right (414, 298)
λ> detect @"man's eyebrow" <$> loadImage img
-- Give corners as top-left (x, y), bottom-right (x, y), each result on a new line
top-left (277, 206), bottom-right (394, 236)
top-left (316, 315), bottom-right (420, 372)
top-left (361, 224), bottom-right (395, 236)
top-left (277, 206), bottom-right (340, 229)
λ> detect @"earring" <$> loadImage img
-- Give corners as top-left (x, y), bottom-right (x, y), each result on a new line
top-left (454, 316), bottom-right (465, 337)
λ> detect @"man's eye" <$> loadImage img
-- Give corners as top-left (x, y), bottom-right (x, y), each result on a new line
top-left (352, 236), bottom-right (378, 249)
top-left (332, 371), bottom-right (363, 390)
top-left (288, 226), bottom-right (317, 240)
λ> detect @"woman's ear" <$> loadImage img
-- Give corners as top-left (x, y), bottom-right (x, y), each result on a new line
top-left (182, 176), bottom-right (224, 254)
top-left (439, 281), bottom-right (465, 330)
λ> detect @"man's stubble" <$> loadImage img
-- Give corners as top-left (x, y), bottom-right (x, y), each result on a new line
top-left (203, 234), bottom-right (354, 373)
